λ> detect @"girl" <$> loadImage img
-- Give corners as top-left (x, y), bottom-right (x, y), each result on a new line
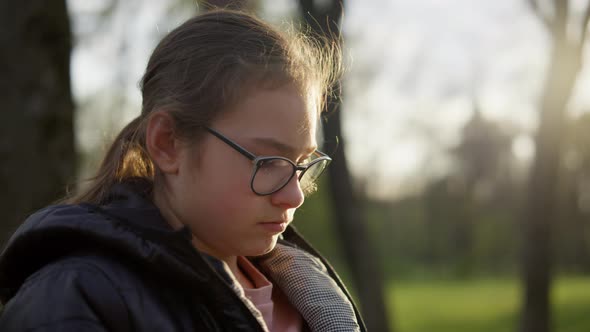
top-left (0, 9), bottom-right (365, 332)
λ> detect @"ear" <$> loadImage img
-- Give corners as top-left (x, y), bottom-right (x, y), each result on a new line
top-left (145, 112), bottom-right (183, 174)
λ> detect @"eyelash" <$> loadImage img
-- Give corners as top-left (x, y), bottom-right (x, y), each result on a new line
top-left (302, 182), bottom-right (319, 196)
top-left (297, 154), bottom-right (314, 165)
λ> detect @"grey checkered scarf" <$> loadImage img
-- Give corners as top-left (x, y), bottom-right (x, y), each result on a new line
top-left (255, 243), bottom-right (361, 332)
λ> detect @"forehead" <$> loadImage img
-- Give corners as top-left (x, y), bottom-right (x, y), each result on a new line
top-left (213, 84), bottom-right (318, 152)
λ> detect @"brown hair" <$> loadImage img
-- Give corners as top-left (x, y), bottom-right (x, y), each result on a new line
top-left (67, 9), bottom-right (341, 204)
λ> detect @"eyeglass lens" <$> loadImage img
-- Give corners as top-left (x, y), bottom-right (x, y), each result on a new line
top-left (252, 158), bottom-right (329, 195)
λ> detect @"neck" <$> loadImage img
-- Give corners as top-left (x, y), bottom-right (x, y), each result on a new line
top-left (152, 183), bottom-right (254, 289)
top-left (152, 182), bottom-right (184, 231)
top-left (152, 185), bottom-right (253, 289)
top-left (232, 256), bottom-right (255, 289)
top-left (190, 240), bottom-right (253, 288)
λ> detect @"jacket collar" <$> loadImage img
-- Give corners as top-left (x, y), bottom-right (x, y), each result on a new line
top-left (0, 180), bottom-right (209, 303)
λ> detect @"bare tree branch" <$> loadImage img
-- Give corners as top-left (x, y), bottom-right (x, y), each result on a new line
top-left (326, 0), bottom-right (344, 25)
top-left (527, 0), bottom-right (554, 31)
top-left (581, 1), bottom-right (590, 44)
top-left (554, 0), bottom-right (569, 33)
top-left (298, 0), bottom-right (343, 36)
top-left (200, 0), bottom-right (248, 10)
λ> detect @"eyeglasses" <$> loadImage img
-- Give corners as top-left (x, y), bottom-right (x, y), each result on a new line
top-left (205, 127), bottom-right (331, 196)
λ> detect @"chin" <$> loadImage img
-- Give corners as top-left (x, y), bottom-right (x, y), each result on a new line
top-left (247, 237), bottom-right (278, 257)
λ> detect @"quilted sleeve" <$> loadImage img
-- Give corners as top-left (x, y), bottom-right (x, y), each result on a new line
top-left (0, 257), bottom-right (132, 332)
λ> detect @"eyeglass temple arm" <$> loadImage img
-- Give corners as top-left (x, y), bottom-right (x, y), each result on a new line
top-left (205, 127), bottom-right (257, 161)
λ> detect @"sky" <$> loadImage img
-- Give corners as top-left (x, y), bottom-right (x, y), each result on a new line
top-left (341, 0), bottom-right (549, 196)
top-left (67, 0), bottom-right (590, 198)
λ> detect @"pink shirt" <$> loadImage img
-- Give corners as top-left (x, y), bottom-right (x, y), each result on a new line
top-left (238, 256), bottom-right (303, 332)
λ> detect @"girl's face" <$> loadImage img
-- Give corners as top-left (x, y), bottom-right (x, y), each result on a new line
top-left (168, 83), bottom-right (317, 260)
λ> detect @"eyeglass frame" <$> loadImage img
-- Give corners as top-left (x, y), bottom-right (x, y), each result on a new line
top-left (205, 127), bottom-right (332, 196)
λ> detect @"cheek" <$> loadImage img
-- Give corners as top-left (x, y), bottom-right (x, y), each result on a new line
top-left (177, 173), bottom-right (254, 240)
top-left (176, 143), bottom-right (264, 226)
top-left (188, 153), bottom-right (257, 217)
top-left (204, 155), bottom-right (252, 196)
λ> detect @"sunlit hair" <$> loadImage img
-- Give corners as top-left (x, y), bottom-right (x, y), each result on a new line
top-left (66, 9), bottom-right (342, 204)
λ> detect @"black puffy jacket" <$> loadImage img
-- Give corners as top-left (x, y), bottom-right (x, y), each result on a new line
top-left (0, 182), bottom-right (366, 331)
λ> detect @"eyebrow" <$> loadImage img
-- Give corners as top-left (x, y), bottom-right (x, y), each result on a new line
top-left (249, 137), bottom-right (317, 159)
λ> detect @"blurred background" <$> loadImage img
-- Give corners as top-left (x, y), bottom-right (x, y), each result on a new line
top-left (2, 0), bottom-right (590, 331)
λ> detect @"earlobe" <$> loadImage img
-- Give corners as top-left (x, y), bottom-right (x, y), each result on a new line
top-left (146, 112), bottom-right (182, 174)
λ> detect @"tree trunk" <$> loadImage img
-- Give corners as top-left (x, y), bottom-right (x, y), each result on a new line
top-left (298, 1), bottom-right (392, 331)
top-left (520, 2), bottom-right (584, 331)
top-left (322, 105), bottom-right (392, 332)
top-left (0, 0), bottom-right (75, 247)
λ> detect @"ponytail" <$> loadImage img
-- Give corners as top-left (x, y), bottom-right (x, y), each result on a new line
top-left (65, 116), bottom-right (154, 204)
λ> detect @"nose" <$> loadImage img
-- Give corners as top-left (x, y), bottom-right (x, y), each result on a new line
top-left (270, 174), bottom-right (305, 209)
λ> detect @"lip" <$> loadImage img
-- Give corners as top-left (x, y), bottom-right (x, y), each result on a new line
top-left (258, 221), bottom-right (288, 233)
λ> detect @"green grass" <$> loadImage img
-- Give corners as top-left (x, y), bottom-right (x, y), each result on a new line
top-left (388, 276), bottom-right (590, 332)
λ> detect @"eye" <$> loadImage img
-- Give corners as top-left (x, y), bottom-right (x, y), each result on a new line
top-left (297, 154), bottom-right (313, 165)
top-left (258, 158), bottom-right (291, 170)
